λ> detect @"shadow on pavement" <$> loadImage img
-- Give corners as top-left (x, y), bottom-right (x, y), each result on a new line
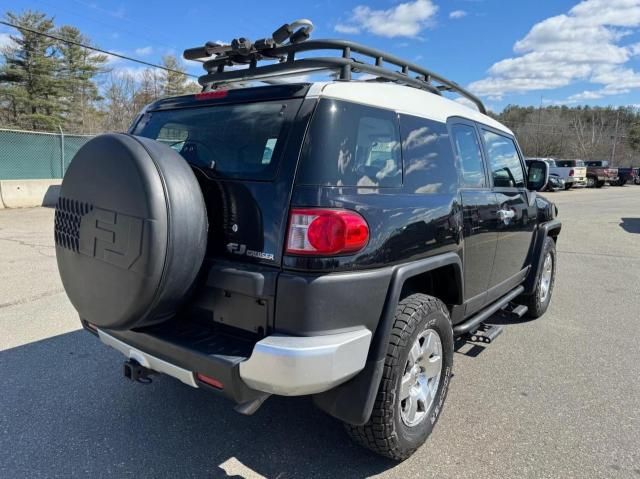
top-left (619, 217), bottom-right (640, 234)
top-left (0, 331), bottom-right (395, 478)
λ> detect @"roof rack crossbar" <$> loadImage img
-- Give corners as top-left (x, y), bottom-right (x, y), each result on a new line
top-left (186, 38), bottom-right (486, 114)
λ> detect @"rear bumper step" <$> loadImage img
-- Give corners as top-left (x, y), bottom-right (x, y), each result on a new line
top-left (94, 321), bottom-right (371, 402)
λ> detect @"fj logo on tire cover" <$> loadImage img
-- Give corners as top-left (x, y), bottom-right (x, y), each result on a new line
top-left (78, 207), bottom-right (145, 270)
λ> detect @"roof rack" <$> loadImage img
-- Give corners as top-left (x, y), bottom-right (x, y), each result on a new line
top-left (183, 20), bottom-right (486, 114)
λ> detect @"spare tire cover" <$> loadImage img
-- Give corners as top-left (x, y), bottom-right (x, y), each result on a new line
top-left (55, 133), bottom-right (208, 330)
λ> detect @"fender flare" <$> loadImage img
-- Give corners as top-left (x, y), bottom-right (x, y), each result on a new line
top-left (313, 252), bottom-right (463, 425)
top-left (523, 219), bottom-right (561, 295)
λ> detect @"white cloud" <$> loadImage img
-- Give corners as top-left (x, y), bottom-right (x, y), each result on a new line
top-left (449, 10), bottom-right (467, 19)
top-left (135, 46), bottom-right (153, 56)
top-left (468, 0), bottom-right (640, 101)
top-left (335, 24), bottom-right (361, 34)
top-left (334, 0), bottom-right (438, 38)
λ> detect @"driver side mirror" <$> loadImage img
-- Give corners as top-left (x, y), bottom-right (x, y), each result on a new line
top-left (526, 160), bottom-right (549, 191)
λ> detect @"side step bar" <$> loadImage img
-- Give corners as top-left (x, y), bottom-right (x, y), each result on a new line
top-left (453, 286), bottom-right (525, 336)
top-left (466, 323), bottom-right (504, 344)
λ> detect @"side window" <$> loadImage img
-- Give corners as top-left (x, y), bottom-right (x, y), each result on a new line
top-left (157, 124), bottom-right (188, 151)
top-left (482, 130), bottom-right (525, 188)
top-left (297, 99), bottom-right (401, 187)
top-left (451, 124), bottom-right (486, 188)
top-left (400, 114), bottom-right (458, 194)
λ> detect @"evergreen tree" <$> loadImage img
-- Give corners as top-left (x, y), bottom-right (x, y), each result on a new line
top-left (56, 25), bottom-right (107, 133)
top-left (0, 10), bottom-right (63, 130)
top-left (161, 54), bottom-right (199, 97)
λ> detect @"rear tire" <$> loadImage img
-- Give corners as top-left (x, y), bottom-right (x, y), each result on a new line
top-left (345, 294), bottom-right (453, 461)
top-left (564, 183), bottom-right (572, 190)
top-left (596, 180), bottom-right (605, 188)
top-left (523, 236), bottom-right (556, 319)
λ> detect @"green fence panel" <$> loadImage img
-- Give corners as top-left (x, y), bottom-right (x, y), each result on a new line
top-left (0, 128), bottom-right (93, 180)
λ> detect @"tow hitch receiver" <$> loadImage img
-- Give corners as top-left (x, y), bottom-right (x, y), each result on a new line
top-left (123, 359), bottom-right (154, 383)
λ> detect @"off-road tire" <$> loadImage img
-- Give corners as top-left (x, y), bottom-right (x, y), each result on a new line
top-left (345, 294), bottom-right (453, 461)
top-left (523, 236), bottom-right (556, 318)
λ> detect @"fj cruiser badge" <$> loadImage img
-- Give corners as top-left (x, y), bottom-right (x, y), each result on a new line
top-left (226, 242), bottom-right (274, 261)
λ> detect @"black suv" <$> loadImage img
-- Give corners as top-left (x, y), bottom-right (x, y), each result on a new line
top-left (55, 23), bottom-right (560, 460)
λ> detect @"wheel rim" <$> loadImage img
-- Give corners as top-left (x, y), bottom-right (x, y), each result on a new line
top-left (539, 252), bottom-right (553, 303)
top-left (399, 329), bottom-right (442, 427)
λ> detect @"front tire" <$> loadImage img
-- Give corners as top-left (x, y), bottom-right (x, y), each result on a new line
top-left (596, 180), bottom-right (605, 188)
top-left (523, 236), bottom-right (556, 318)
top-left (345, 294), bottom-right (453, 461)
top-left (587, 176), bottom-right (595, 188)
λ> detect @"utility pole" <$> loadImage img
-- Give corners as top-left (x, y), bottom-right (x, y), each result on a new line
top-left (536, 95), bottom-right (543, 156)
top-left (611, 109), bottom-right (620, 164)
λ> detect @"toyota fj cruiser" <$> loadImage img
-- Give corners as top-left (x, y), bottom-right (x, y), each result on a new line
top-left (54, 20), bottom-right (561, 460)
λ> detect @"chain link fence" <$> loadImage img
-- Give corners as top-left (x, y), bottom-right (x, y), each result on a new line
top-left (0, 128), bottom-right (93, 180)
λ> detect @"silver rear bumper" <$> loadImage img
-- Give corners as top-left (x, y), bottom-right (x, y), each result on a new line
top-left (98, 327), bottom-right (372, 397)
top-left (239, 329), bottom-right (372, 396)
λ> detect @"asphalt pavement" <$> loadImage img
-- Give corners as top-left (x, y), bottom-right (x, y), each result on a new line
top-left (1, 186), bottom-right (639, 478)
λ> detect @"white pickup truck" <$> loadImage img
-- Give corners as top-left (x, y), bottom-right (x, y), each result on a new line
top-left (527, 158), bottom-right (588, 190)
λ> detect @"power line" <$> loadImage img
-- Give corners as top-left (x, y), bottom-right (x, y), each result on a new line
top-left (0, 20), bottom-right (197, 78)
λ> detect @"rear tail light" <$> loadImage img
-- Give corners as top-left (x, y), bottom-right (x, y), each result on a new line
top-left (569, 169), bottom-right (574, 176)
top-left (286, 208), bottom-right (369, 256)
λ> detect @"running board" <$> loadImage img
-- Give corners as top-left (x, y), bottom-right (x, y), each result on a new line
top-left (453, 286), bottom-right (525, 336)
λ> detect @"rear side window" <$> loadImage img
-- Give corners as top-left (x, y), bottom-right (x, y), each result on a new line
top-left (400, 115), bottom-right (458, 194)
top-left (482, 130), bottom-right (525, 188)
top-left (133, 100), bottom-right (300, 180)
top-left (451, 124), bottom-right (486, 188)
top-left (296, 99), bottom-right (401, 187)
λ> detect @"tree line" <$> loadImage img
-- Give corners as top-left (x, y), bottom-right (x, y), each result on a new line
top-left (0, 10), bottom-right (199, 134)
top-left (492, 105), bottom-right (640, 166)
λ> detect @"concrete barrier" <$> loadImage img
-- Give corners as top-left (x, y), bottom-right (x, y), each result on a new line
top-left (0, 179), bottom-right (62, 208)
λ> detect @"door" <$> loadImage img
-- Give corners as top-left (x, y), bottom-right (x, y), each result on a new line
top-left (450, 120), bottom-right (499, 316)
top-left (480, 128), bottom-right (536, 299)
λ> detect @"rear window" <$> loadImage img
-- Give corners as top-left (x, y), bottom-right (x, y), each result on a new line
top-left (132, 100), bottom-right (300, 180)
top-left (296, 99), bottom-right (402, 187)
top-left (556, 160), bottom-right (584, 167)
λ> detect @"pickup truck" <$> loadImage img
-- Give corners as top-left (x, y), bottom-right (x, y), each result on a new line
top-left (610, 167), bottom-right (637, 186)
top-left (582, 160), bottom-right (618, 188)
top-left (554, 159), bottom-right (588, 188)
top-left (528, 158), bottom-right (587, 190)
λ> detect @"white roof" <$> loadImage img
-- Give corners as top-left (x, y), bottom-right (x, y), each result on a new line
top-left (306, 81), bottom-right (511, 135)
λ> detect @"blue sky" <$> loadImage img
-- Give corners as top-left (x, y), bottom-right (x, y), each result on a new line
top-left (3, 0), bottom-right (640, 111)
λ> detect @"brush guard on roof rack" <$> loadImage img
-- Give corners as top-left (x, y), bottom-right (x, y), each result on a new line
top-left (183, 19), bottom-right (486, 114)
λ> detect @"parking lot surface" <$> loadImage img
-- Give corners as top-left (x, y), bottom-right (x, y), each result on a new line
top-left (1, 187), bottom-right (639, 478)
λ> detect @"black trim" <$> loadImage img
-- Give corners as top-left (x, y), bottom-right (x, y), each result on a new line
top-left (275, 267), bottom-right (393, 336)
top-left (523, 219), bottom-right (561, 295)
top-left (313, 252), bottom-right (463, 425)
